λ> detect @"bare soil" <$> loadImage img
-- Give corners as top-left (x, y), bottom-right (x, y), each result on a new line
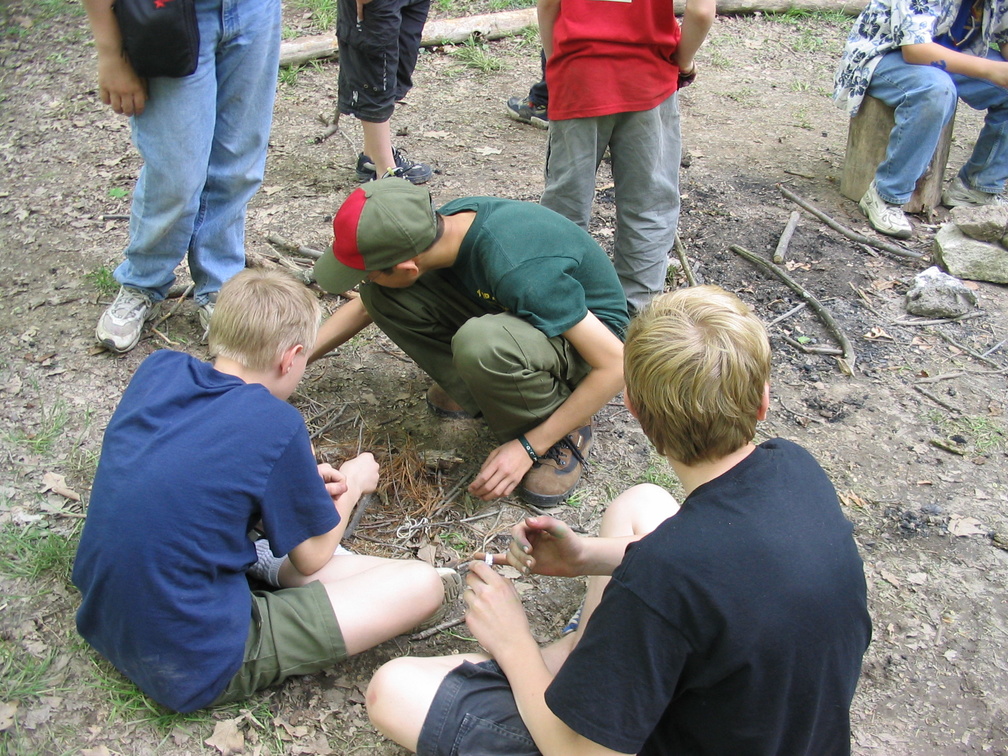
top-left (1, 4), bottom-right (1007, 755)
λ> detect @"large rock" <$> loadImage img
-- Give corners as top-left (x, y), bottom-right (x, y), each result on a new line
top-left (949, 204), bottom-right (1008, 243)
top-left (933, 224), bottom-right (1008, 284)
top-left (905, 265), bottom-right (977, 318)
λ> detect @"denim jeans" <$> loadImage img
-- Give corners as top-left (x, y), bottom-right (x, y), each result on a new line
top-left (116, 0), bottom-right (281, 305)
top-left (541, 92), bottom-right (681, 313)
top-left (869, 49), bottom-right (1008, 203)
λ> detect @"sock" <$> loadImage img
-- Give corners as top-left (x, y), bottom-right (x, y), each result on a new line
top-left (247, 539), bottom-right (284, 587)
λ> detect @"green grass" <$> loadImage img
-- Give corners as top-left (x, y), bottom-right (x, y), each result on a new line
top-left (0, 522), bottom-right (80, 586)
top-left (926, 410), bottom-right (1006, 454)
top-left (515, 24), bottom-right (541, 49)
top-left (87, 266), bottom-right (118, 297)
top-left (451, 36), bottom-right (506, 73)
top-left (640, 455), bottom-right (679, 492)
top-left (0, 640), bottom-right (57, 701)
top-left (7, 397), bottom-right (69, 455)
top-left (278, 64), bottom-right (304, 86)
top-left (487, 0), bottom-right (535, 10)
top-left (293, 0), bottom-right (337, 31)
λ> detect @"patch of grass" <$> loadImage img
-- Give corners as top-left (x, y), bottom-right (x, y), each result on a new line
top-left (451, 35), bottom-right (505, 73)
top-left (641, 455), bottom-right (678, 490)
top-left (35, 0), bottom-right (86, 18)
top-left (926, 410), bottom-right (1006, 454)
top-left (0, 522), bottom-right (80, 586)
top-left (108, 186), bottom-right (129, 200)
top-left (0, 640), bottom-right (57, 701)
top-left (791, 79), bottom-right (811, 93)
top-left (441, 531), bottom-right (469, 556)
top-left (488, 0), bottom-right (535, 10)
top-left (515, 24), bottom-right (541, 49)
top-left (8, 397), bottom-right (70, 455)
top-left (293, 0), bottom-right (337, 31)
top-left (707, 50), bottom-right (730, 70)
top-left (793, 105), bottom-right (812, 129)
top-left (725, 88), bottom-right (756, 104)
top-left (87, 266), bottom-right (118, 297)
top-left (278, 63), bottom-right (304, 86)
top-left (281, 25), bottom-right (299, 40)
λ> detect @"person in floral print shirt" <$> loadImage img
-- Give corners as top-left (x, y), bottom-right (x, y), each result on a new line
top-left (834, 0), bottom-right (1008, 238)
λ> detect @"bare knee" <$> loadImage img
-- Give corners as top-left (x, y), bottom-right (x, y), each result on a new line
top-left (601, 483), bottom-right (680, 538)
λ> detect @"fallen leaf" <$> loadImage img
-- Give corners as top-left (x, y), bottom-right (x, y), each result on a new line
top-left (205, 718), bottom-right (245, 756)
top-left (82, 748), bottom-right (112, 756)
top-left (879, 569), bottom-right (900, 588)
top-left (948, 515), bottom-right (987, 537)
top-left (423, 130), bottom-right (450, 139)
top-left (474, 146), bottom-right (502, 156)
top-left (0, 701), bottom-right (17, 732)
top-left (906, 572), bottom-right (928, 585)
top-left (40, 472), bottom-right (81, 502)
top-left (863, 326), bottom-right (893, 340)
top-left (416, 543), bottom-right (437, 566)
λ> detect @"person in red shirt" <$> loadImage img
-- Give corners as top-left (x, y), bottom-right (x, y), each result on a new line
top-left (537, 0), bottom-right (715, 315)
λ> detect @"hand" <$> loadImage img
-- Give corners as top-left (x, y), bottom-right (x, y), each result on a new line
top-left (506, 516), bottom-right (584, 577)
top-left (468, 439), bottom-right (535, 500)
top-left (317, 463), bottom-right (349, 503)
top-left (338, 452), bottom-right (380, 497)
top-left (677, 61), bottom-right (697, 89)
top-left (463, 561), bottom-right (534, 658)
top-left (355, 0), bottom-right (373, 22)
top-left (97, 52), bottom-right (147, 116)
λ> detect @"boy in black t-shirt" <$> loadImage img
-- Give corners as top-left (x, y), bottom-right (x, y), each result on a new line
top-left (364, 285), bottom-right (872, 755)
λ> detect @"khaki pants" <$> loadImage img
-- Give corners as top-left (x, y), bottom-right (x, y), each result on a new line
top-left (361, 273), bottom-right (591, 442)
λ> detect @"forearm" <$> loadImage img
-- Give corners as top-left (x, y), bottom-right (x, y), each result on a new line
top-left (902, 41), bottom-right (1004, 79)
top-left (521, 364), bottom-right (622, 455)
top-left (576, 535), bottom-right (640, 575)
top-left (308, 297), bottom-right (373, 363)
top-left (287, 528), bottom-right (341, 575)
top-left (83, 0), bottom-right (122, 53)
top-left (537, 0), bottom-right (560, 58)
top-left (675, 0), bottom-right (716, 71)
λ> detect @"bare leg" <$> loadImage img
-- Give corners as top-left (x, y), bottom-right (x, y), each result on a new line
top-left (281, 553), bottom-right (444, 656)
top-left (541, 483), bottom-right (679, 673)
top-left (362, 119), bottom-right (395, 176)
top-left (367, 652), bottom-right (489, 752)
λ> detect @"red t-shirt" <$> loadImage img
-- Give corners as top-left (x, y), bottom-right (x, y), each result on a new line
top-left (546, 0), bottom-right (682, 120)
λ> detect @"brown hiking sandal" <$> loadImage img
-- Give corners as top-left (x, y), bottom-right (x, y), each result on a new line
top-left (518, 424), bottom-right (593, 508)
top-left (426, 383), bottom-right (473, 419)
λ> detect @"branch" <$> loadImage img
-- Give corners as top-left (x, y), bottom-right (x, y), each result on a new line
top-left (673, 233), bottom-right (697, 286)
top-left (729, 244), bottom-right (856, 375)
top-left (773, 210), bottom-right (801, 264)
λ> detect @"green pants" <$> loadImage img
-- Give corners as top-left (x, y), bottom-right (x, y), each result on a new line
top-left (360, 273), bottom-right (591, 442)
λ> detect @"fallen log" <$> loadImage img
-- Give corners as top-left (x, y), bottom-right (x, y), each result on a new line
top-left (280, 0), bottom-right (863, 67)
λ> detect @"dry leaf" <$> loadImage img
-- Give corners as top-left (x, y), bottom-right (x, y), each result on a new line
top-left (906, 572), bottom-right (928, 585)
top-left (948, 515), bottom-right (987, 537)
top-left (416, 543), bottom-right (437, 566)
top-left (205, 718), bottom-right (245, 756)
top-left (423, 130), bottom-right (450, 139)
top-left (863, 326), bottom-right (893, 340)
top-left (474, 146), bottom-right (502, 156)
top-left (40, 471), bottom-right (80, 502)
top-left (82, 748), bottom-right (113, 756)
top-left (880, 569), bottom-right (900, 588)
top-left (0, 701), bottom-right (17, 732)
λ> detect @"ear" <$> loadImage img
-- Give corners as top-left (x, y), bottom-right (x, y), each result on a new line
top-left (279, 343), bottom-right (305, 376)
top-left (394, 259), bottom-right (421, 276)
top-left (756, 382), bottom-right (770, 421)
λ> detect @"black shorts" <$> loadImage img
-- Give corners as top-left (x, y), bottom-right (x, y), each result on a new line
top-left (336, 0), bottom-right (430, 122)
top-left (417, 660), bottom-right (542, 756)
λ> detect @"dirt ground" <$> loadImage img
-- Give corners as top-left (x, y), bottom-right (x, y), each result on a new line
top-left (1, 2), bottom-right (1007, 754)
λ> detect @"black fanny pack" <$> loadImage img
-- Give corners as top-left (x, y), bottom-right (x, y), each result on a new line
top-left (113, 0), bottom-right (200, 78)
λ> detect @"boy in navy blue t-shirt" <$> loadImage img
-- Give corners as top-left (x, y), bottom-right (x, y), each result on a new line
top-left (73, 269), bottom-right (453, 712)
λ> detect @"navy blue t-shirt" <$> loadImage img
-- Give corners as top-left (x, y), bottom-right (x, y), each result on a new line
top-left (72, 351), bottom-right (338, 712)
top-left (546, 439), bottom-right (872, 755)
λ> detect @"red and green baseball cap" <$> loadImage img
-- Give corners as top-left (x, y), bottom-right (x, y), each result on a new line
top-left (314, 181), bottom-right (438, 294)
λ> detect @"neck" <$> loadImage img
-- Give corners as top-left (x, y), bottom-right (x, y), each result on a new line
top-left (421, 211), bottom-right (475, 271)
top-left (214, 357), bottom-right (272, 391)
top-left (670, 442), bottom-right (757, 498)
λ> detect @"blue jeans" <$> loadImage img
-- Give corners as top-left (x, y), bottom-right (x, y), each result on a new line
top-left (869, 49), bottom-right (1008, 203)
top-left (541, 93), bottom-right (681, 313)
top-left (116, 0), bottom-right (281, 305)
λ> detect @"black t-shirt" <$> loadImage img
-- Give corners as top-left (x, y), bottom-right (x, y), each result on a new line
top-left (546, 439), bottom-right (872, 755)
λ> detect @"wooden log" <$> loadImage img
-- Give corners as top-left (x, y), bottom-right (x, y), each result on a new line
top-left (280, 0), bottom-right (863, 67)
top-left (773, 210), bottom-right (801, 263)
top-left (840, 95), bottom-right (956, 214)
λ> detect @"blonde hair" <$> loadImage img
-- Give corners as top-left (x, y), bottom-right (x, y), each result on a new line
top-left (624, 286), bottom-right (771, 465)
top-left (209, 269), bottom-right (320, 372)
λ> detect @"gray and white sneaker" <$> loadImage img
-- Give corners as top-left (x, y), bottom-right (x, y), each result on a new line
top-left (858, 181), bottom-right (912, 239)
top-left (942, 176), bottom-right (1008, 208)
top-left (198, 292), bottom-right (217, 344)
top-left (96, 286), bottom-right (157, 353)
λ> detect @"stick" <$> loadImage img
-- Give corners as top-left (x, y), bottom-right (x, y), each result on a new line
top-left (913, 385), bottom-right (961, 414)
top-left (931, 330), bottom-right (1003, 368)
top-left (409, 615), bottom-right (466, 641)
top-left (344, 492), bottom-right (374, 539)
top-left (266, 233), bottom-right (323, 260)
top-left (767, 302), bottom-right (806, 327)
top-left (151, 282), bottom-right (195, 330)
top-left (729, 244), bottom-right (855, 375)
top-left (673, 234), bottom-right (697, 286)
top-left (929, 438), bottom-right (966, 455)
top-left (773, 211), bottom-right (801, 264)
top-left (779, 186), bottom-right (923, 260)
top-left (892, 313), bottom-right (984, 327)
top-left (914, 371), bottom-right (964, 384)
top-left (780, 334), bottom-right (843, 355)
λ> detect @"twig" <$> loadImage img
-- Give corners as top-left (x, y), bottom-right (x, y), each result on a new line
top-left (980, 338), bottom-right (1006, 358)
top-left (101, 214), bottom-right (129, 221)
top-left (775, 394), bottom-right (826, 425)
top-left (913, 384), bottom-right (961, 414)
top-left (848, 282), bottom-right (882, 317)
top-left (779, 185), bottom-right (923, 260)
top-left (344, 492), bottom-right (373, 539)
top-left (729, 244), bottom-right (855, 375)
top-left (767, 302), bottom-right (806, 327)
top-left (914, 372), bottom-right (964, 384)
top-left (931, 329), bottom-right (1003, 368)
top-left (780, 334), bottom-right (844, 355)
top-left (929, 438), bottom-right (966, 456)
top-left (773, 211), bottom-right (801, 264)
top-left (409, 615), bottom-right (466, 641)
top-left (673, 234), bottom-right (697, 286)
top-left (352, 533), bottom-right (415, 553)
top-left (309, 406), bottom-right (348, 440)
top-left (152, 282), bottom-right (195, 329)
top-left (150, 327), bottom-right (178, 346)
top-left (892, 313), bottom-right (984, 327)
top-left (266, 233), bottom-right (323, 260)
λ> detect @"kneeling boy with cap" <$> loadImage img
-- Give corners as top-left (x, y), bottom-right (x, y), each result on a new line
top-left (310, 180), bottom-right (629, 507)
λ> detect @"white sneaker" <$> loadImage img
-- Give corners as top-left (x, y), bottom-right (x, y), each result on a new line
top-left (942, 176), bottom-right (1008, 208)
top-left (859, 181), bottom-right (912, 239)
top-left (198, 292), bottom-right (217, 344)
top-left (96, 286), bottom-right (157, 353)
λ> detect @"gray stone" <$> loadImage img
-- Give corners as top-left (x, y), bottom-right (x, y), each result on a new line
top-left (905, 265), bottom-right (977, 318)
top-left (933, 224), bottom-right (1008, 284)
top-left (949, 204), bottom-right (1008, 242)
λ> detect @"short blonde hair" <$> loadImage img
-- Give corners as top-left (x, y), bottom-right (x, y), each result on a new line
top-left (209, 269), bottom-right (320, 372)
top-left (624, 286), bottom-right (771, 465)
